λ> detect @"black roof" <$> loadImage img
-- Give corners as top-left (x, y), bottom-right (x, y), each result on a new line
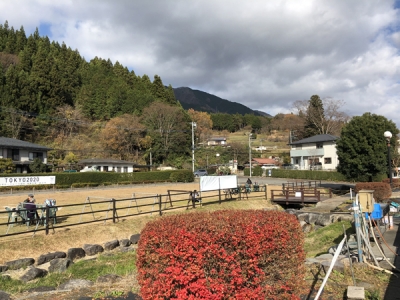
top-left (0, 137), bottom-right (51, 150)
top-left (289, 134), bottom-right (339, 145)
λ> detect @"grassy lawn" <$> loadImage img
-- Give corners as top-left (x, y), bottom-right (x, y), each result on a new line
top-left (0, 194), bottom-right (392, 299)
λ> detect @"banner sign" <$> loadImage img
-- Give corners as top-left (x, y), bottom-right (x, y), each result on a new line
top-left (200, 175), bottom-right (237, 192)
top-left (0, 176), bottom-right (56, 186)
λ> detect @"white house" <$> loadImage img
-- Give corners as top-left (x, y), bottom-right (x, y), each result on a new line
top-left (78, 158), bottom-right (145, 173)
top-left (289, 134), bottom-right (339, 170)
top-left (0, 137), bottom-right (51, 173)
top-left (207, 137), bottom-right (227, 146)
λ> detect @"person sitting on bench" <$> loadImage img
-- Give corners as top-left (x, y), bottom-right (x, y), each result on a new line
top-left (190, 190), bottom-right (201, 208)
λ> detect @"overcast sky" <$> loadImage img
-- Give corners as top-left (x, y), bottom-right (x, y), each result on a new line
top-left (2, 0), bottom-right (400, 127)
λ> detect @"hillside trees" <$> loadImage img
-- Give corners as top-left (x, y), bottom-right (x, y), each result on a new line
top-left (187, 109), bottom-right (213, 145)
top-left (211, 113), bottom-right (238, 132)
top-left (141, 102), bottom-right (191, 166)
top-left (100, 114), bottom-right (148, 161)
top-left (336, 113), bottom-right (399, 181)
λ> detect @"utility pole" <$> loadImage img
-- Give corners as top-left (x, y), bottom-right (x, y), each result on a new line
top-left (191, 122), bottom-right (196, 172)
top-left (249, 133), bottom-right (252, 177)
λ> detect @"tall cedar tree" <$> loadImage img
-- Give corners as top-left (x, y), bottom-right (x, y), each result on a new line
top-left (304, 95), bottom-right (324, 138)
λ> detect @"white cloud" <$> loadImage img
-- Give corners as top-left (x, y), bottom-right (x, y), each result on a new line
top-left (1, 0), bottom-right (400, 127)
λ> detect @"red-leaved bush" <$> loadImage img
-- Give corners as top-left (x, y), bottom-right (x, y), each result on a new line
top-left (355, 182), bottom-right (392, 203)
top-left (136, 210), bottom-right (305, 299)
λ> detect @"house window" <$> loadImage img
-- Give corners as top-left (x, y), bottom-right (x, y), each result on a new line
top-left (324, 157), bottom-right (332, 164)
top-left (29, 152), bottom-right (44, 161)
top-left (12, 149), bottom-right (20, 161)
top-left (316, 143), bottom-right (323, 149)
top-left (103, 166), bottom-right (109, 172)
top-left (123, 167), bottom-right (128, 173)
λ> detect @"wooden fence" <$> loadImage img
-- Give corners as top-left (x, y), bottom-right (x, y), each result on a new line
top-left (1, 186), bottom-right (268, 238)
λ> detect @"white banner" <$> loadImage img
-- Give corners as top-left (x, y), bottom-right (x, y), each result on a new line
top-left (200, 175), bottom-right (237, 192)
top-left (0, 176), bottom-right (56, 186)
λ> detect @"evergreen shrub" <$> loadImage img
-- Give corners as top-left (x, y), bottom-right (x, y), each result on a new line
top-left (354, 182), bottom-right (392, 203)
top-left (170, 170), bottom-right (194, 182)
top-left (272, 169), bottom-right (347, 181)
top-left (252, 165), bottom-right (263, 177)
top-left (137, 210), bottom-right (306, 299)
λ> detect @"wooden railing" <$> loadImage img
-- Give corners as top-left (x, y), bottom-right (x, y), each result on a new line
top-left (1, 187), bottom-right (269, 238)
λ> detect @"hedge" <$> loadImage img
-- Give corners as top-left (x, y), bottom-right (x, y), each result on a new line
top-left (0, 170), bottom-right (194, 192)
top-left (244, 168), bottom-right (348, 181)
top-left (354, 182), bottom-right (392, 203)
top-left (136, 210), bottom-right (306, 299)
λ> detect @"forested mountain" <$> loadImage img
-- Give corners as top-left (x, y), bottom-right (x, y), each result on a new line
top-left (173, 87), bottom-right (270, 116)
top-left (0, 21), bottom-right (177, 134)
top-left (0, 21), bottom-right (275, 170)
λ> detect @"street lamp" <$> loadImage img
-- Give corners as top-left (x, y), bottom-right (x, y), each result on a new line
top-left (249, 133), bottom-right (252, 178)
top-left (384, 131), bottom-right (392, 185)
top-left (191, 122), bottom-right (196, 173)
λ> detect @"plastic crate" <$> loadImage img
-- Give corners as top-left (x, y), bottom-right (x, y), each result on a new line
top-left (365, 203), bottom-right (382, 220)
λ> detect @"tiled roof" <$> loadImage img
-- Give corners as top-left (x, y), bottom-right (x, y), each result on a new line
top-left (289, 134), bottom-right (338, 145)
top-left (251, 158), bottom-right (277, 164)
top-left (0, 137), bottom-right (51, 150)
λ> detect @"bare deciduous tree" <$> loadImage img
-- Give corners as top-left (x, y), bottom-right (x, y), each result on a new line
top-left (292, 97), bottom-right (349, 136)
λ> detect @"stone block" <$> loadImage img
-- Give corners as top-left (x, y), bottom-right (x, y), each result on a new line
top-left (67, 248), bottom-right (86, 261)
top-left (347, 286), bottom-right (364, 300)
top-left (129, 233), bottom-right (140, 244)
top-left (104, 240), bottom-right (119, 251)
top-left (5, 258), bottom-right (35, 270)
top-left (83, 244), bottom-right (104, 256)
top-left (37, 251), bottom-right (67, 265)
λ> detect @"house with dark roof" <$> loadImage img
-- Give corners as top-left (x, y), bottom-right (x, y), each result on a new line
top-left (289, 134), bottom-right (339, 170)
top-left (0, 137), bottom-right (51, 173)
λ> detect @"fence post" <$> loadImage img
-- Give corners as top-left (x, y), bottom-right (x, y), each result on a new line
top-left (264, 184), bottom-right (268, 200)
top-left (285, 190), bottom-right (289, 200)
top-left (158, 195), bottom-right (162, 216)
top-left (301, 190), bottom-right (304, 204)
top-left (45, 206), bottom-right (49, 235)
top-left (112, 198), bottom-right (116, 223)
top-left (218, 189), bottom-right (221, 204)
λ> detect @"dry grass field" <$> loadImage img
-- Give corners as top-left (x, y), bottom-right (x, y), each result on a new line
top-left (0, 182), bottom-right (277, 264)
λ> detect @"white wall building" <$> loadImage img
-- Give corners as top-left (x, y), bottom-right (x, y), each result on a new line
top-left (78, 158), bottom-right (142, 173)
top-left (289, 134), bottom-right (339, 170)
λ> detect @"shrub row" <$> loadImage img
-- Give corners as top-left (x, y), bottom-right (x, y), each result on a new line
top-left (136, 210), bottom-right (306, 299)
top-left (354, 182), bottom-right (392, 203)
top-left (0, 170), bottom-right (194, 192)
top-left (382, 178), bottom-right (400, 189)
top-left (244, 168), bottom-right (348, 181)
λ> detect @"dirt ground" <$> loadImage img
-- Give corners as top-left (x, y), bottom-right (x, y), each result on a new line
top-left (0, 182), bottom-right (200, 207)
top-left (0, 182), bottom-right (275, 264)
